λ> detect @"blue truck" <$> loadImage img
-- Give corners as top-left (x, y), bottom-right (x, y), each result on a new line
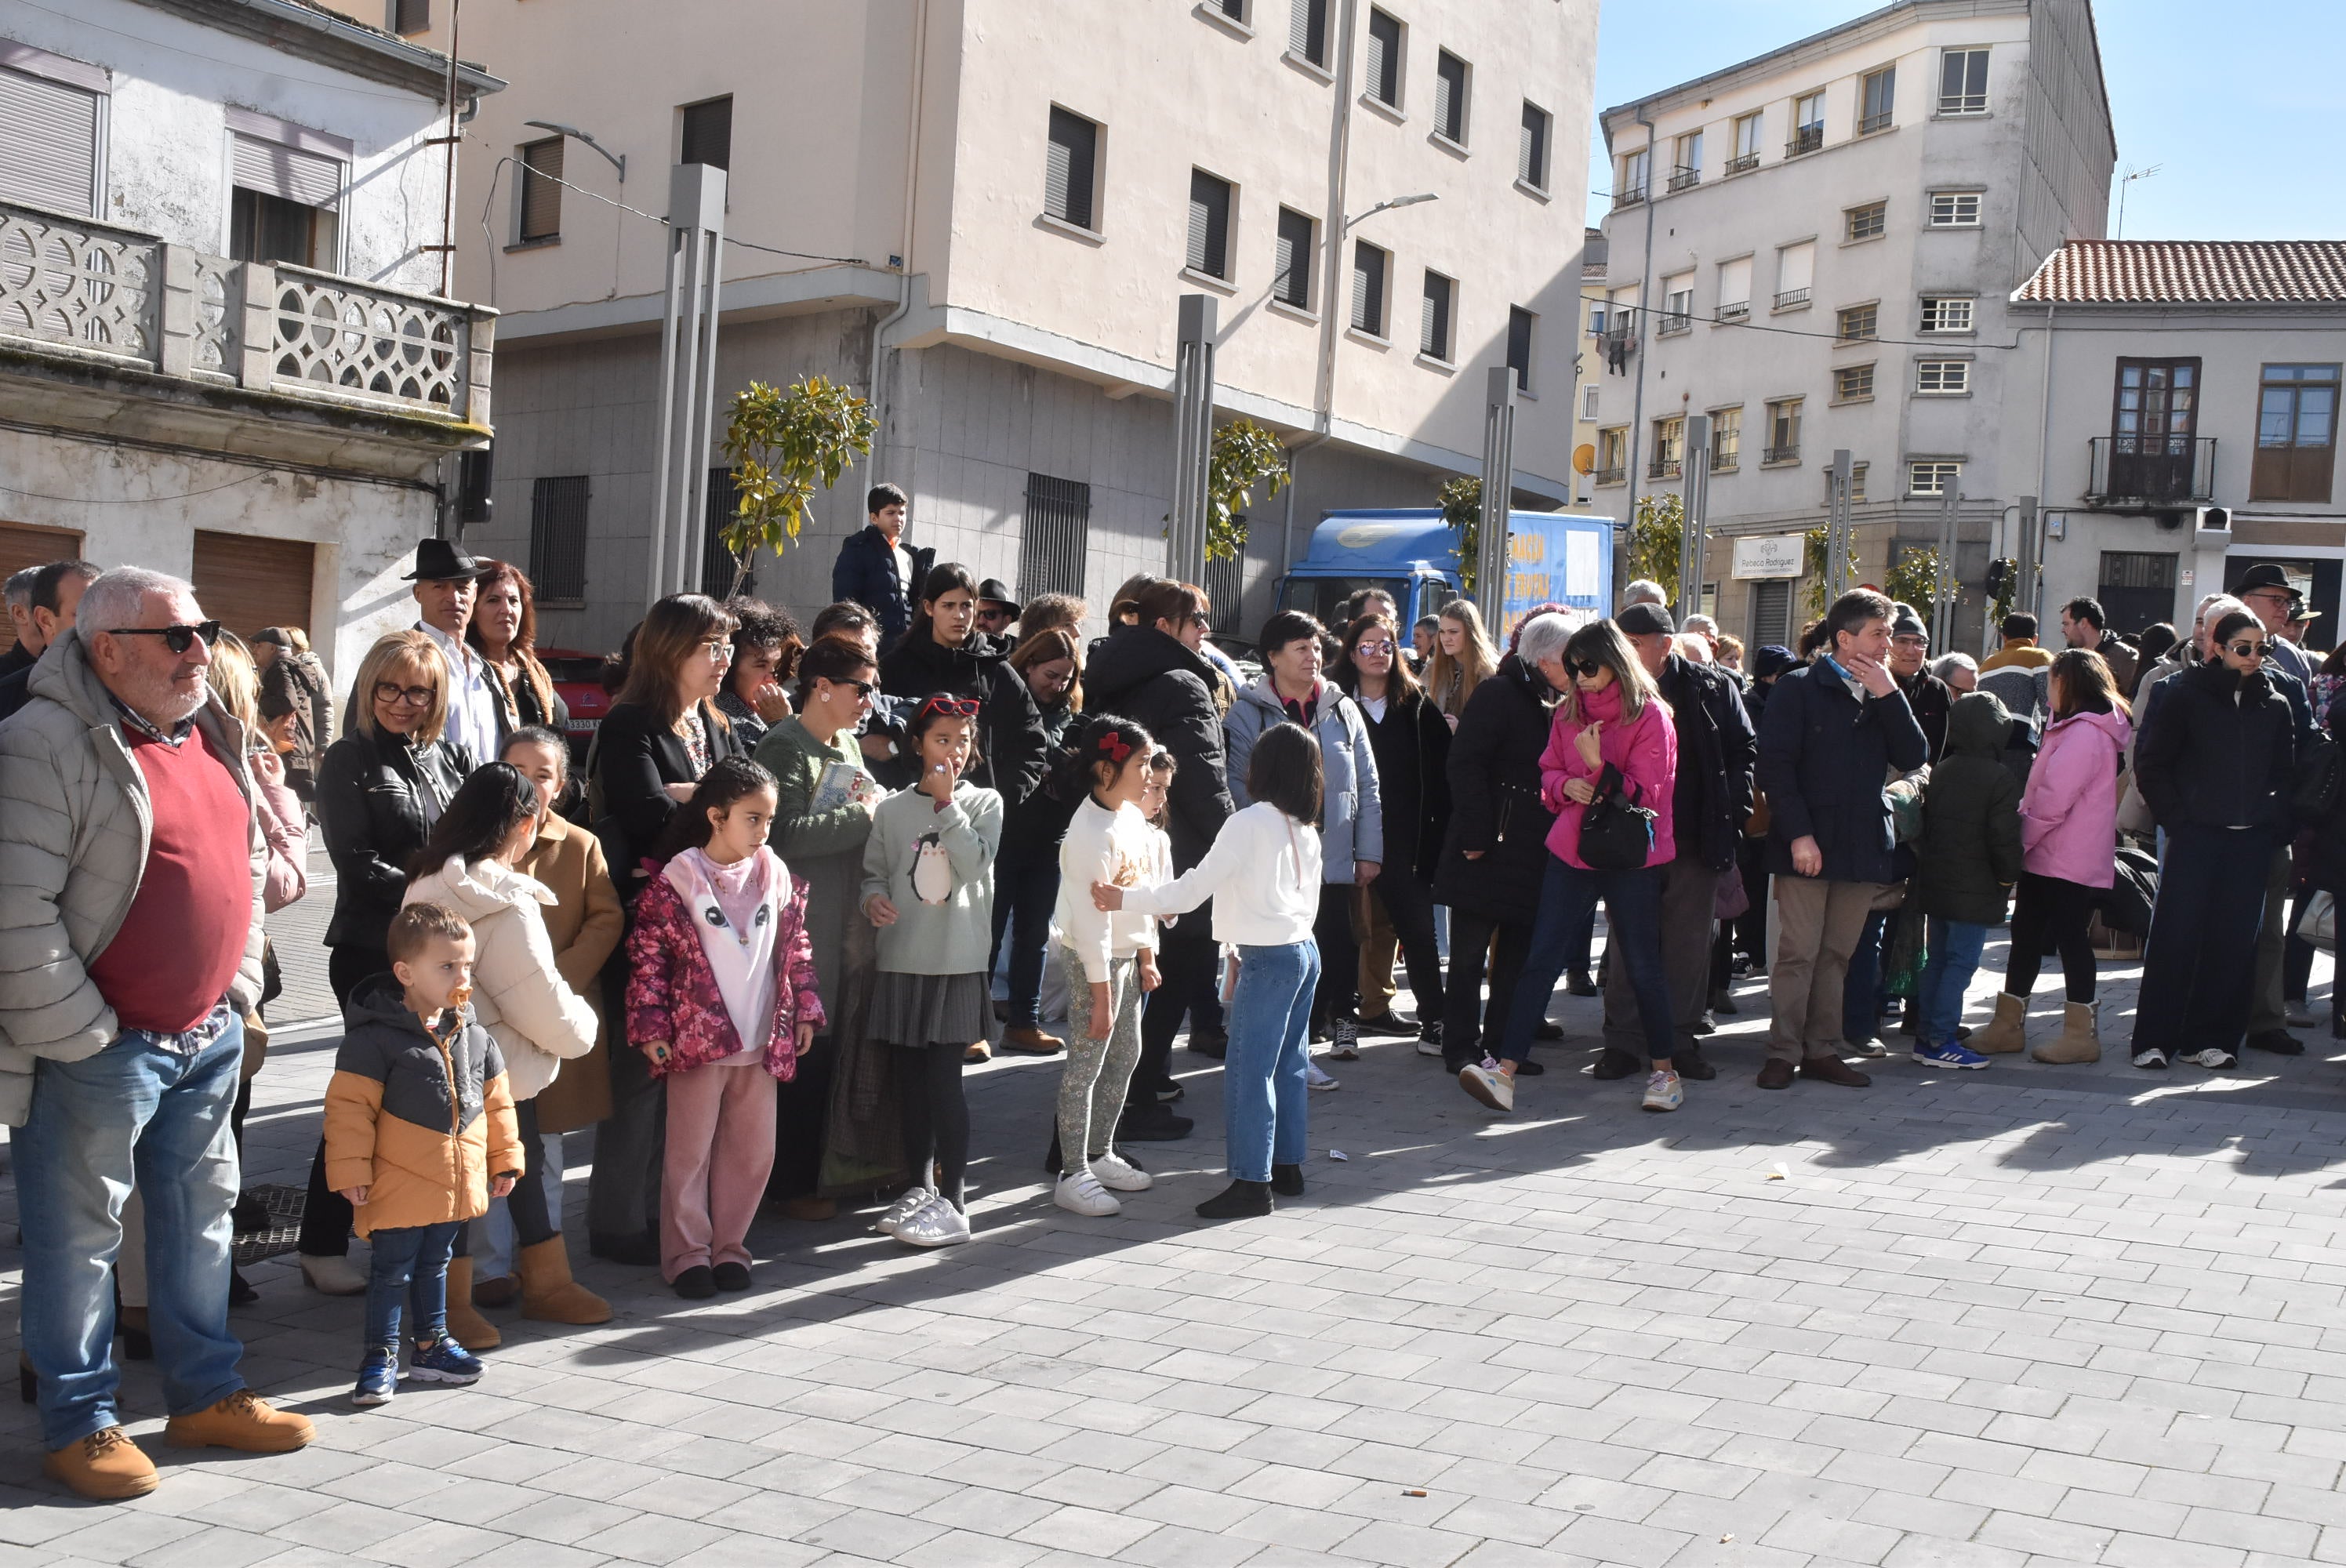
top-left (1275, 508), bottom-right (1614, 644)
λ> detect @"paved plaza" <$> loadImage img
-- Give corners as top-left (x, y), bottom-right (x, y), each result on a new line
top-left (7, 892), bottom-right (2346, 1568)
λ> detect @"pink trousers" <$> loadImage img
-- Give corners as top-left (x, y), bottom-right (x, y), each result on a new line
top-left (660, 1063), bottom-right (777, 1280)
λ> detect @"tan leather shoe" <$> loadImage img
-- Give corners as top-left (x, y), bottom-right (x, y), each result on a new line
top-left (964, 1039), bottom-right (993, 1063)
top-left (1798, 1055), bottom-right (1872, 1088)
top-left (164, 1389), bottom-right (314, 1453)
top-left (44, 1426), bottom-right (158, 1499)
top-left (999, 1026), bottom-right (1065, 1055)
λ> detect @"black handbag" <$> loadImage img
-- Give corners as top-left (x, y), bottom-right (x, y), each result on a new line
top-left (2293, 735), bottom-right (2343, 825)
top-left (1577, 764), bottom-right (1656, 871)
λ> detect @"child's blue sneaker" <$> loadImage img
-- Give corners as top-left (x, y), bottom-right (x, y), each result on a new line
top-left (351, 1346), bottom-right (398, 1406)
top-left (406, 1334), bottom-right (484, 1385)
top-left (1912, 1040), bottom-right (1989, 1070)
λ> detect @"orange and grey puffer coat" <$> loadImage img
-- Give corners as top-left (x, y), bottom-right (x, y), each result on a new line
top-left (324, 975), bottom-right (525, 1237)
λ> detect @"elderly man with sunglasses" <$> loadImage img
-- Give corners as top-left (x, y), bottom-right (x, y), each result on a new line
top-left (0, 567), bottom-right (314, 1499)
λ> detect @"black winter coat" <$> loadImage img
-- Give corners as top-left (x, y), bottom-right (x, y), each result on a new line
top-left (1912, 692), bottom-right (2025, 925)
top-left (1898, 668), bottom-right (1953, 763)
top-left (997, 695), bottom-right (1082, 866)
top-left (586, 700), bottom-right (746, 898)
top-left (1432, 655), bottom-right (1556, 924)
top-left (2135, 659), bottom-right (2295, 832)
top-left (1756, 659), bottom-right (1930, 884)
top-left (316, 727), bottom-right (469, 952)
top-left (877, 627), bottom-right (1046, 808)
top-left (1346, 682), bottom-right (1452, 882)
top-left (830, 524), bottom-right (935, 645)
top-left (1084, 624), bottom-right (1235, 871)
top-left (1659, 654), bottom-right (1758, 871)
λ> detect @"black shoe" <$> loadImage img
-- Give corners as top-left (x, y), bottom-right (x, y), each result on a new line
top-left (1186, 1027), bottom-right (1229, 1059)
top-left (229, 1268), bottom-right (259, 1307)
top-left (1534, 1019), bottom-right (1564, 1040)
top-left (1693, 1012), bottom-right (1716, 1035)
top-left (1674, 1051), bottom-right (1717, 1082)
top-left (1356, 1011), bottom-right (1411, 1037)
top-left (1588, 1049), bottom-right (1641, 1081)
top-left (1512, 1058), bottom-right (1545, 1077)
top-left (590, 1230), bottom-right (663, 1266)
top-left (232, 1193), bottom-right (271, 1236)
top-left (1152, 1076), bottom-right (1186, 1103)
top-left (120, 1326), bottom-right (151, 1361)
top-left (1711, 991), bottom-right (1739, 1016)
top-left (1270, 1163), bottom-right (1305, 1196)
top-left (1117, 1102), bottom-right (1194, 1142)
top-left (1196, 1180), bottom-right (1273, 1220)
top-left (16, 1356), bottom-right (29, 1406)
top-left (674, 1266), bottom-right (717, 1300)
top-left (1565, 971), bottom-right (1597, 997)
top-left (2246, 1028), bottom-right (2305, 1056)
top-left (711, 1262), bottom-right (752, 1292)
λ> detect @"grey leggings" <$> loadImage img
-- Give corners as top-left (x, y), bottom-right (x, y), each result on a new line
top-left (1055, 946), bottom-right (1143, 1167)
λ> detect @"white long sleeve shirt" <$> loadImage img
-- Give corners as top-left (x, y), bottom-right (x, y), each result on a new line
top-left (1120, 802), bottom-right (1319, 948)
top-left (1054, 797), bottom-right (1161, 982)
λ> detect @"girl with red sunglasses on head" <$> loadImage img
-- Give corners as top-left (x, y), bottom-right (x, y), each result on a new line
top-left (860, 693), bottom-right (1003, 1247)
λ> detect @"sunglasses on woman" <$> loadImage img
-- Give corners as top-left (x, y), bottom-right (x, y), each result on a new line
top-left (2228, 639), bottom-right (2270, 658)
top-left (107, 621), bottom-right (223, 655)
top-left (1355, 639), bottom-right (1396, 656)
top-left (1568, 656), bottom-right (1605, 677)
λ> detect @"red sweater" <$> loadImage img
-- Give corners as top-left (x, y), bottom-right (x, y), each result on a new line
top-left (87, 727), bottom-right (254, 1033)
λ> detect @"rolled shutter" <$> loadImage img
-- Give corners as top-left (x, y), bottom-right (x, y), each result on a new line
top-left (0, 65), bottom-right (99, 216)
top-left (234, 132), bottom-right (343, 209)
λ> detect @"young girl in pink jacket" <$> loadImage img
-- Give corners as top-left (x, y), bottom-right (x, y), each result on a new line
top-left (626, 756), bottom-right (823, 1299)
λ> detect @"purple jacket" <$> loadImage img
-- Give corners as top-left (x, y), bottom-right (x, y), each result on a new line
top-left (2017, 707), bottom-right (2130, 888)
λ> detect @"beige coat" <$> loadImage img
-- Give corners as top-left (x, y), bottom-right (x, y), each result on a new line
top-left (402, 855), bottom-right (596, 1102)
top-left (515, 811), bottom-right (623, 1132)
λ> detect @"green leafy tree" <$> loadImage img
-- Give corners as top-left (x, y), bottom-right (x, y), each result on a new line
top-left (1625, 492), bottom-right (1687, 602)
top-left (1207, 419), bottom-right (1289, 561)
top-left (718, 375), bottom-right (878, 597)
top-left (1439, 476), bottom-right (1483, 593)
top-left (1885, 546), bottom-right (1944, 615)
top-left (1803, 526), bottom-right (1830, 618)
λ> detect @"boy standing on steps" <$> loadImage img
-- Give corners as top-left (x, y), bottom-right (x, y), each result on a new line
top-left (325, 902), bottom-right (525, 1406)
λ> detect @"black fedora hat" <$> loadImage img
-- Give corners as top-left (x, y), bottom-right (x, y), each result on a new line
top-left (403, 538), bottom-right (485, 583)
top-left (977, 578), bottom-right (1022, 617)
top-left (2231, 562), bottom-right (2303, 602)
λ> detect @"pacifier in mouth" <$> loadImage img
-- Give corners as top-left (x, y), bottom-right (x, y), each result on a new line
top-left (448, 983), bottom-right (474, 1011)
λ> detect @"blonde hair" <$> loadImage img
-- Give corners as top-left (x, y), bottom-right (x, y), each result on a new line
top-left (1426, 599), bottom-right (1499, 717)
top-left (205, 631), bottom-right (260, 733)
top-left (347, 630), bottom-right (449, 745)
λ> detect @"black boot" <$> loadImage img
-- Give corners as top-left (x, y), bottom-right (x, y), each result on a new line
top-left (1270, 1163), bottom-right (1305, 1196)
top-left (1117, 1102), bottom-right (1194, 1142)
top-left (1196, 1180), bottom-right (1273, 1220)
top-left (1186, 1025), bottom-right (1229, 1058)
top-left (1674, 1047), bottom-right (1717, 1082)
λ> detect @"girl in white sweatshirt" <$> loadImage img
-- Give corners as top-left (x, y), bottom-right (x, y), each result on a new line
top-left (1095, 721), bottom-right (1324, 1219)
top-left (1049, 717), bottom-right (1163, 1217)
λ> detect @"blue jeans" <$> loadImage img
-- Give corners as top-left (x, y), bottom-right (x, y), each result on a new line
top-left (1500, 857), bottom-right (1673, 1066)
top-left (16, 1011), bottom-right (245, 1449)
top-left (1915, 918), bottom-right (1988, 1047)
top-left (1225, 941), bottom-right (1319, 1183)
top-left (989, 852), bottom-right (1062, 1029)
top-left (364, 1221), bottom-right (463, 1350)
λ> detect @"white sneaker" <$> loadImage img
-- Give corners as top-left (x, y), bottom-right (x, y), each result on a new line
top-left (897, 1194), bottom-right (972, 1247)
top-left (1090, 1152), bottom-right (1153, 1192)
top-left (1055, 1171), bottom-right (1121, 1217)
top-left (1458, 1060), bottom-right (1514, 1112)
top-left (2132, 1048), bottom-right (2170, 1070)
top-left (301, 1254), bottom-right (368, 1297)
top-left (875, 1185), bottom-right (934, 1238)
top-left (2181, 1047), bottom-right (2237, 1070)
top-left (1306, 1060), bottom-right (1341, 1091)
top-left (1642, 1069), bottom-right (1683, 1112)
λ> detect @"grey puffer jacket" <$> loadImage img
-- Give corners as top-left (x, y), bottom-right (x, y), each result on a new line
top-left (0, 630), bottom-right (268, 1125)
top-left (1224, 676), bottom-right (1384, 882)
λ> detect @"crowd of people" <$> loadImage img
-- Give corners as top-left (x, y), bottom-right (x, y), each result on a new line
top-left (5, 482), bottom-right (2340, 1501)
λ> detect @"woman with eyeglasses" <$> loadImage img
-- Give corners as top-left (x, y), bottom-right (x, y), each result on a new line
top-left (2128, 609), bottom-right (2297, 1072)
top-left (300, 630), bottom-right (468, 1296)
top-left (584, 592), bottom-right (746, 1264)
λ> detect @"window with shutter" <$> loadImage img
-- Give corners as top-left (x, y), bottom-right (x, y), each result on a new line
top-left (530, 477), bottom-right (592, 603)
top-left (680, 96), bottom-right (732, 171)
top-left (1186, 169), bottom-right (1233, 279)
top-left (1289, 0), bottom-right (1328, 64)
top-left (228, 122), bottom-right (346, 270)
top-left (1420, 270), bottom-right (1453, 361)
top-left (1433, 51), bottom-right (1468, 143)
top-left (1350, 241), bottom-right (1387, 336)
top-left (518, 137), bottom-right (563, 242)
top-left (1273, 207), bottom-right (1315, 308)
top-left (1365, 9), bottom-right (1401, 106)
top-left (389, 0), bottom-right (430, 34)
top-left (1506, 306), bottom-right (1534, 390)
top-left (0, 64), bottom-right (100, 216)
top-left (1519, 102), bottom-right (1551, 188)
top-left (1044, 107), bottom-right (1099, 230)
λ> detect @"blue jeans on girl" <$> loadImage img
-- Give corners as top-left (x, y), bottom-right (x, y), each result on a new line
top-left (1224, 942), bottom-right (1320, 1183)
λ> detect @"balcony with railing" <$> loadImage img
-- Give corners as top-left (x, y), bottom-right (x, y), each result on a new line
top-left (1612, 184), bottom-right (1648, 210)
top-left (1785, 125), bottom-right (1824, 158)
top-left (1763, 443), bottom-right (1801, 464)
top-left (1647, 456), bottom-right (1682, 481)
top-left (0, 198), bottom-right (493, 430)
top-left (1772, 287), bottom-right (1811, 311)
top-left (1858, 109), bottom-right (1894, 136)
top-left (1711, 445), bottom-right (1739, 472)
top-left (1593, 464), bottom-right (1626, 486)
top-left (1666, 165), bottom-right (1701, 194)
top-left (1656, 311), bottom-right (1691, 338)
top-left (2086, 435), bottom-right (2216, 507)
top-left (1724, 151), bottom-right (1760, 175)
top-left (1716, 300), bottom-right (1750, 323)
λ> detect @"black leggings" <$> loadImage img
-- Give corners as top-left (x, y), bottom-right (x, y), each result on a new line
top-left (301, 942), bottom-right (390, 1258)
top-left (507, 1098), bottom-right (558, 1249)
top-left (1310, 884), bottom-right (1363, 1028)
top-left (896, 1042), bottom-right (969, 1210)
top-left (2005, 871), bottom-right (2100, 1004)
top-left (1372, 873), bottom-right (1446, 1018)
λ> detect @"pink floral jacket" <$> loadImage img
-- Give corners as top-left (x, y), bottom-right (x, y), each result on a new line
top-left (624, 866), bottom-right (824, 1080)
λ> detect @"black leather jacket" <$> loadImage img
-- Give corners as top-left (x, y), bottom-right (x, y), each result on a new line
top-left (316, 727), bottom-right (467, 951)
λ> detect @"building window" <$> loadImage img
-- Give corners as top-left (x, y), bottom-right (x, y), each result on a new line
top-left (1788, 91), bottom-right (1825, 156)
top-left (0, 61), bottom-right (105, 218)
top-left (1859, 67), bottom-right (1895, 133)
top-left (1044, 107), bottom-right (1100, 230)
top-left (1581, 383), bottom-right (1600, 421)
top-left (528, 476), bottom-right (591, 603)
top-left (1433, 50), bottom-right (1469, 143)
top-left (1938, 48), bottom-right (1989, 114)
top-left (1650, 416), bottom-right (1684, 480)
top-left (1420, 270), bottom-right (1454, 361)
top-left (1849, 462), bottom-right (1869, 503)
top-left (1774, 241), bottom-right (1813, 310)
top-left (1520, 102), bottom-right (1552, 191)
top-left (1846, 201), bottom-right (1886, 241)
top-left (1727, 111), bottom-right (1762, 174)
top-left (228, 125), bottom-right (345, 270)
top-left (1659, 274), bottom-right (1692, 334)
top-left (1216, 0), bottom-right (1247, 18)
top-left (1711, 405), bottom-right (1741, 469)
top-left (2253, 363), bottom-right (2340, 503)
top-left (1916, 359), bottom-right (1970, 395)
top-left (1364, 9), bottom-right (1403, 107)
top-left (1919, 296), bottom-right (1974, 333)
top-left (1289, 0), bottom-right (1329, 66)
top-left (1616, 147), bottom-right (1648, 206)
top-left (1596, 427), bottom-right (1627, 484)
top-left (1835, 364), bottom-right (1876, 402)
top-left (1909, 461), bottom-right (1961, 496)
top-left (680, 95), bottom-right (732, 170)
top-left (1927, 189), bottom-right (1983, 227)
top-left (1506, 305), bottom-right (1535, 390)
top-left (517, 136), bottom-right (563, 243)
top-left (1764, 398), bottom-right (1802, 463)
top-left (1350, 240), bottom-right (1389, 336)
top-left (1020, 474), bottom-right (1091, 603)
top-left (1836, 304), bottom-right (1878, 342)
top-left (1273, 207), bottom-right (1316, 309)
top-left (389, 0), bottom-right (429, 34)
top-left (1716, 256), bottom-right (1751, 321)
top-left (1669, 130), bottom-right (1702, 191)
top-left (1186, 169), bottom-right (1233, 279)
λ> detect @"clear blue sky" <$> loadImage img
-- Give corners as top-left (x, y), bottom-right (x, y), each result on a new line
top-left (1586, 0), bottom-right (2345, 241)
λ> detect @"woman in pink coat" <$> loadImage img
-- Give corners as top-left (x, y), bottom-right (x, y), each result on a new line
top-left (1974, 648), bottom-right (2131, 1063)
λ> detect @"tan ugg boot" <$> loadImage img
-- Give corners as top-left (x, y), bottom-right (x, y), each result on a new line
top-left (518, 1236), bottom-right (612, 1325)
top-left (443, 1257), bottom-right (501, 1350)
top-left (1970, 992), bottom-right (2028, 1054)
top-left (2032, 1000), bottom-right (2101, 1064)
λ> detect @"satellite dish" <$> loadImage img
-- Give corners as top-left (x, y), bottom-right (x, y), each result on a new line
top-left (1573, 443), bottom-right (1596, 475)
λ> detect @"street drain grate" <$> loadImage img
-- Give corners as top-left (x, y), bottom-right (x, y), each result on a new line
top-left (233, 1183), bottom-right (305, 1265)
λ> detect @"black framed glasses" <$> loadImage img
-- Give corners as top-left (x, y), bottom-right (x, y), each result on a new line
top-left (833, 677), bottom-right (877, 699)
top-left (108, 621), bottom-right (222, 654)
top-left (374, 681), bottom-right (438, 707)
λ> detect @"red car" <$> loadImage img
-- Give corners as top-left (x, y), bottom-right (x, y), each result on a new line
top-left (541, 648), bottom-right (612, 768)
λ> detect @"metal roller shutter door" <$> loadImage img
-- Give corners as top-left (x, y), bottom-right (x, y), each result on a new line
top-left (0, 521), bottom-right (88, 652)
top-left (191, 531), bottom-right (314, 644)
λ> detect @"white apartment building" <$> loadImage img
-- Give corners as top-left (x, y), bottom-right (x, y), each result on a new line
top-left (2011, 241), bottom-right (2346, 646)
top-left (1592, 0), bottom-right (2111, 652)
top-left (335, 0), bottom-right (1600, 650)
top-left (0, 0), bottom-right (499, 676)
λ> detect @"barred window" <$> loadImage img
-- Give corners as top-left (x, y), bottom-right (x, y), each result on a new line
top-left (1019, 474), bottom-right (1091, 603)
top-left (528, 477), bottom-right (590, 603)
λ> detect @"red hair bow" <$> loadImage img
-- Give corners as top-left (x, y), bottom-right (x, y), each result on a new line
top-left (1099, 733), bottom-right (1131, 762)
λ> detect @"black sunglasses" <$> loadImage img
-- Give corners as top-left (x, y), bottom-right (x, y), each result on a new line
top-left (2227, 639), bottom-right (2270, 659)
top-left (1568, 656), bottom-right (1605, 677)
top-left (109, 621), bottom-right (223, 655)
top-left (830, 676), bottom-right (877, 699)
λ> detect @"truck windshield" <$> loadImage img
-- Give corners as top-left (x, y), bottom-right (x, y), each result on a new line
top-left (1281, 575), bottom-right (1414, 626)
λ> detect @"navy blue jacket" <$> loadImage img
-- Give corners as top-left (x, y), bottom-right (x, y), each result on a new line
top-left (1756, 659), bottom-right (1929, 884)
top-left (1659, 653), bottom-right (1758, 873)
top-left (830, 524), bottom-right (935, 645)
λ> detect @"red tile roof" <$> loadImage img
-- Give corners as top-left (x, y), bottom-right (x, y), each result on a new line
top-left (2016, 241), bottom-right (2346, 304)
